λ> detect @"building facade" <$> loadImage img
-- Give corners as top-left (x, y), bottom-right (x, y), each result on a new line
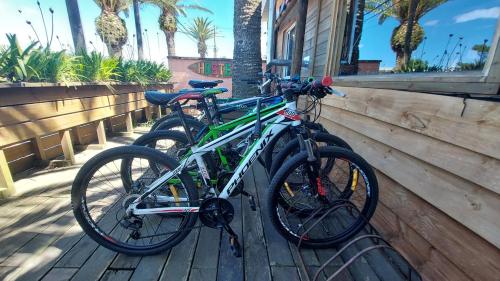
top-left (263, 0), bottom-right (500, 280)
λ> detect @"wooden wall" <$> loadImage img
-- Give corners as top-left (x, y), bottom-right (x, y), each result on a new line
top-left (302, 0), bottom-right (334, 77)
top-left (318, 86), bottom-right (500, 280)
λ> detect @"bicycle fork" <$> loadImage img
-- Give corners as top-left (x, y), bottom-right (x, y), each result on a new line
top-left (297, 134), bottom-right (326, 198)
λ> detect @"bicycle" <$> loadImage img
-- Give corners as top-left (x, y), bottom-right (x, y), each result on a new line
top-left (71, 78), bottom-right (378, 257)
top-left (137, 75), bottom-right (351, 173)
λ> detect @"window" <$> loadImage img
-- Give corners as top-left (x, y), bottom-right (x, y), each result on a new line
top-left (332, 0), bottom-right (500, 94)
top-left (283, 24), bottom-right (296, 76)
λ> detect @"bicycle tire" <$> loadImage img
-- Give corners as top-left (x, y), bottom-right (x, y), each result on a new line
top-left (121, 130), bottom-right (191, 190)
top-left (153, 117), bottom-right (206, 139)
top-left (269, 132), bottom-right (352, 177)
top-left (268, 147), bottom-right (378, 248)
top-left (125, 130), bottom-right (218, 183)
top-left (72, 146), bottom-right (198, 256)
top-left (150, 112), bottom-right (196, 132)
top-left (263, 121), bottom-right (328, 173)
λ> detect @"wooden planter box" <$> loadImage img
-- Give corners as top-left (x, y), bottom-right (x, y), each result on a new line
top-left (0, 82), bottom-right (173, 197)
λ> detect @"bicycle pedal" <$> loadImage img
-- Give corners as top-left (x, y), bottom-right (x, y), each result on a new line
top-left (248, 196), bottom-right (256, 211)
top-left (229, 236), bottom-right (242, 258)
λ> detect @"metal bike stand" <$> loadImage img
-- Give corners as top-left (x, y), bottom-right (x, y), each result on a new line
top-left (292, 202), bottom-right (422, 281)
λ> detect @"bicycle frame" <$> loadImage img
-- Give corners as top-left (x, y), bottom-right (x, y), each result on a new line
top-left (129, 100), bottom-right (300, 216)
top-left (185, 99), bottom-right (287, 169)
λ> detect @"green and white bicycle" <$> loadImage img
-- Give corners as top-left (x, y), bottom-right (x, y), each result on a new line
top-left (71, 78), bottom-right (378, 257)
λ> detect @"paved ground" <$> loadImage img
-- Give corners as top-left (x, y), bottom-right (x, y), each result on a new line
top-left (0, 127), bottom-right (418, 281)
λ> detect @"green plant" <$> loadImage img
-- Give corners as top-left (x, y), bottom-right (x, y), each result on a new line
top-left (99, 57), bottom-right (120, 81)
top-left (0, 46), bottom-right (9, 82)
top-left (0, 34), bottom-right (41, 82)
top-left (0, 34), bottom-right (171, 84)
top-left (181, 17), bottom-right (215, 58)
top-left (153, 63), bottom-right (172, 81)
top-left (115, 60), bottom-right (171, 84)
top-left (74, 51), bottom-right (103, 81)
top-left (457, 61), bottom-right (484, 71)
top-left (398, 58), bottom-right (429, 72)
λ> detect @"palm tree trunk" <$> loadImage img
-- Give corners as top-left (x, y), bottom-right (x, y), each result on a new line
top-left (165, 31), bottom-right (176, 56)
top-left (198, 42), bottom-right (207, 58)
top-left (65, 0), bottom-right (86, 52)
top-left (133, 0), bottom-right (144, 60)
top-left (352, 0), bottom-right (365, 74)
top-left (233, 0), bottom-right (262, 98)
top-left (402, 0), bottom-right (419, 67)
top-left (290, 0), bottom-right (308, 76)
top-left (395, 48), bottom-right (405, 69)
top-left (109, 45), bottom-right (122, 57)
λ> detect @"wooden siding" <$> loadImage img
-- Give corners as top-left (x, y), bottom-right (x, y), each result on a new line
top-left (316, 87), bottom-right (500, 280)
top-left (301, 0), bottom-right (334, 77)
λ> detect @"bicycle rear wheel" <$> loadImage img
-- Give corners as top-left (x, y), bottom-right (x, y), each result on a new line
top-left (150, 113), bottom-right (197, 132)
top-left (268, 147), bottom-right (378, 248)
top-left (72, 146), bottom-right (198, 256)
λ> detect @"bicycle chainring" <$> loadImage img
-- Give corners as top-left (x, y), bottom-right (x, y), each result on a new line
top-left (199, 198), bottom-right (235, 228)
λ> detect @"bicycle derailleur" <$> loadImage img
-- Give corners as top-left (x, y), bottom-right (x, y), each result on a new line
top-left (199, 198), bottom-right (242, 257)
top-left (119, 194), bottom-right (152, 240)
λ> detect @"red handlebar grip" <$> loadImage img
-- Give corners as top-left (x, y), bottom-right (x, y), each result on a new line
top-left (321, 76), bottom-right (333, 87)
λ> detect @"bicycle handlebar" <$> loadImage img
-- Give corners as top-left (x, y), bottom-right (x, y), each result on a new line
top-left (281, 76), bottom-right (345, 100)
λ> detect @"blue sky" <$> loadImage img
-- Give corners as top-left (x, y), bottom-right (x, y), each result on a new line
top-left (0, 0), bottom-right (498, 69)
top-left (0, 0), bottom-right (234, 63)
top-left (359, 0), bottom-right (500, 69)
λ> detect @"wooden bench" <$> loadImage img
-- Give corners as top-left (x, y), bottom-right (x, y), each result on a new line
top-left (0, 82), bottom-right (172, 198)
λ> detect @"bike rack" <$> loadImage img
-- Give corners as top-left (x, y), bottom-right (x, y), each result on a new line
top-left (291, 201), bottom-right (422, 281)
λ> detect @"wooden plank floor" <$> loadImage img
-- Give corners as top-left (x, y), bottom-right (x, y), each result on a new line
top-left (0, 132), bottom-right (418, 281)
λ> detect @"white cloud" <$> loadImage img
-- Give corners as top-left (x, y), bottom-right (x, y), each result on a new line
top-left (454, 7), bottom-right (500, 23)
top-left (424, 19), bottom-right (439, 26)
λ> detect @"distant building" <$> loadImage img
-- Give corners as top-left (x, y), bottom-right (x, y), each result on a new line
top-left (168, 56), bottom-right (266, 95)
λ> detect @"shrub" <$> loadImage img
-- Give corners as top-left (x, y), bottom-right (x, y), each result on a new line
top-left (0, 34), bottom-right (172, 84)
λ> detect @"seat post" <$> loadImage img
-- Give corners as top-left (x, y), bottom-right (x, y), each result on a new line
top-left (174, 102), bottom-right (196, 145)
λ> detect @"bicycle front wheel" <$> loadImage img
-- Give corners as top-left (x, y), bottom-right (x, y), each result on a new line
top-left (268, 147), bottom-right (378, 248)
top-left (72, 146), bottom-right (198, 256)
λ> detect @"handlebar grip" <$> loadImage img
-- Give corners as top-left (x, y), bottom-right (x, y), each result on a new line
top-left (312, 76), bottom-right (333, 88)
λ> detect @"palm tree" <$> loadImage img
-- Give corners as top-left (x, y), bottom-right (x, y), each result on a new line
top-left (181, 17), bottom-right (215, 58)
top-left (366, 0), bottom-right (447, 69)
top-left (144, 0), bottom-right (211, 57)
top-left (133, 0), bottom-right (144, 60)
top-left (65, 0), bottom-right (87, 52)
top-left (352, 0), bottom-right (365, 74)
top-left (232, 0), bottom-right (262, 98)
top-left (94, 0), bottom-right (130, 57)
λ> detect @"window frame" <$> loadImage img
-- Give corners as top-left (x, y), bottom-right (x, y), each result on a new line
top-left (283, 23), bottom-right (296, 76)
top-left (327, 1), bottom-right (500, 96)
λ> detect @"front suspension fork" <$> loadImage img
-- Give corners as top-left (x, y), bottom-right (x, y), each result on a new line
top-left (297, 134), bottom-right (325, 198)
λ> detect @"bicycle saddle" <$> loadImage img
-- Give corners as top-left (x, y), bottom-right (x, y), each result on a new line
top-left (145, 88), bottom-right (214, 106)
top-left (188, 79), bottom-right (223, 89)
top-left (145, 91), bottom-right (183, 106)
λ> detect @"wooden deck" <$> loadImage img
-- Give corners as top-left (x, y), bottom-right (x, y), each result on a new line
top-left (0, 132), bottom-right (418, 281)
